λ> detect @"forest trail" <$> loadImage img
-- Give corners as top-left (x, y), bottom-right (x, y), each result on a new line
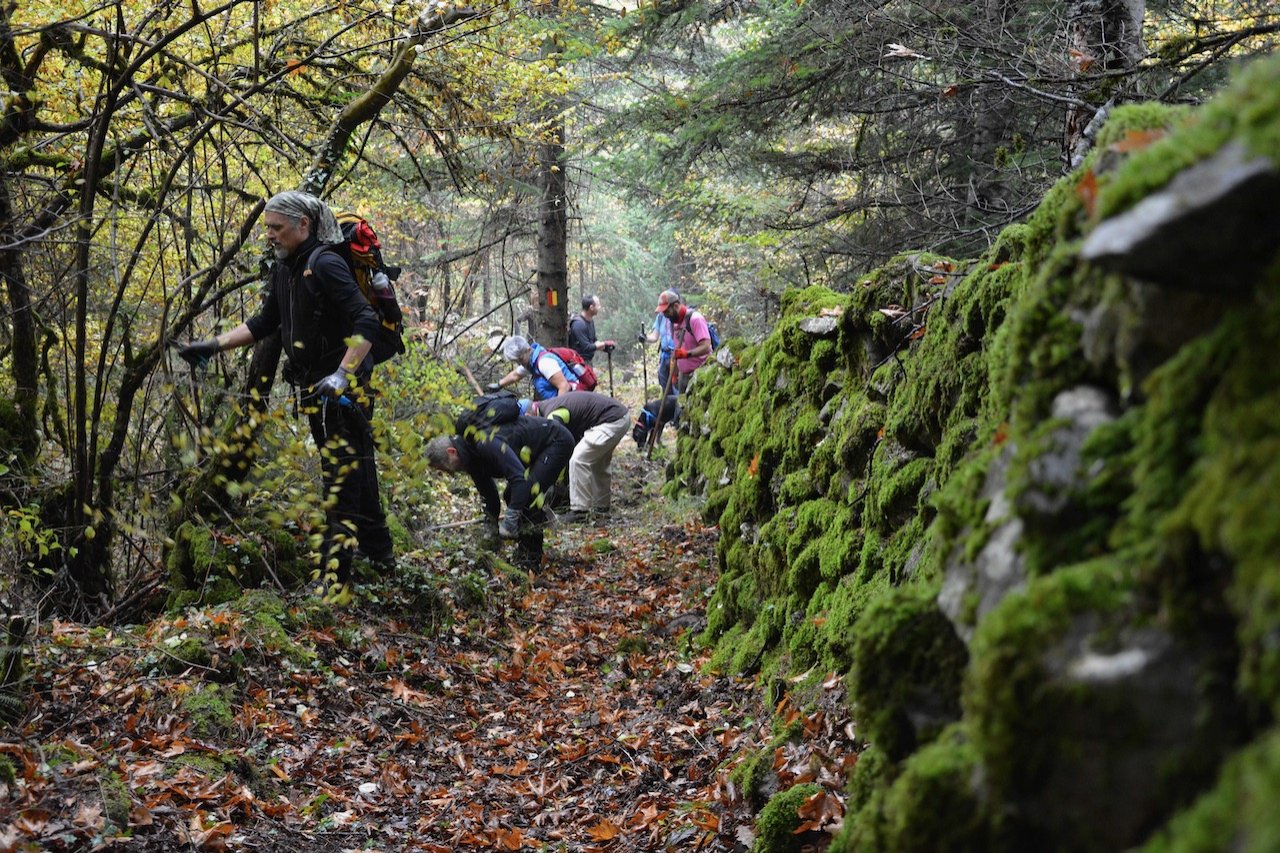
top-left (3, 434), bottom-right (851, 851)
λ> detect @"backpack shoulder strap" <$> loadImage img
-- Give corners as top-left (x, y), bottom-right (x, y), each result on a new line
top-left (303, 243), bottom-right (338, 280)
top-left (532, 343), bottom-right (566, 371)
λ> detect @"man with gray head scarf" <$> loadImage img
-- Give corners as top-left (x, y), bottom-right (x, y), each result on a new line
top-left (177, 191), bottom-right (394, 604)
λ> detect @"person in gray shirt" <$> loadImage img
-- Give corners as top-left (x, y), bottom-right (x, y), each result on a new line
top-left (528, 390), bottom-right (629, 522)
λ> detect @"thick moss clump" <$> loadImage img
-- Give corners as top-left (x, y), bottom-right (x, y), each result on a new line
top-left (166, 519), bottom-right (307, 609)
top-left (876, 725), bottom-right (994, 852)
top-left (228, 590), bottom-right (316, 668)
top-left (155, 634), bottom-right (216, 676)
top-left (1143, 728), bottom-right (1280, 853)
top-left (849, 584), bottom-right (967, 761)
top-left (751, 782), bottom-right (821, 853)
top-left (177, 683), bottom-right (237, 739)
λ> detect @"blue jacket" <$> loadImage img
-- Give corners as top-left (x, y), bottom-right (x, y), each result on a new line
top-left (527, 342), bottom-right (577, 400)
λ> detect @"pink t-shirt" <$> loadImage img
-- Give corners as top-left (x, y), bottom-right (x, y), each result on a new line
top-left (672, 311), bottom-right (711, 374)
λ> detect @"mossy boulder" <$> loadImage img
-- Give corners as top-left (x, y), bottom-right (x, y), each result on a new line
top-left (672, 51), bottom-right (1280, 853)
top-left (1143, 727), bottom-right (1280, 853)
top-left (966, 558), bottom-right (1239, 847)
top-left (166, 519), bottom-right (308, 610)
top-left (873, 725), bottom-right (994, 852)
top-left (849, 584), bottom-right (967, 761)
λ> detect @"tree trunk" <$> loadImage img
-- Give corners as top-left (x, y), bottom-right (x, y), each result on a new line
top-left (532, 3), bottom-right (569, 347)
top-left (534, 117), bottom-right (569, 346)
top-left (965, 0), bottom-right (1019, 219)
top-left (1064, 0), bottom-right (1146, 161)
top-left (0, 173), bottom-right (39, 462)
top-left (64, 14), bottom-right (125, 612)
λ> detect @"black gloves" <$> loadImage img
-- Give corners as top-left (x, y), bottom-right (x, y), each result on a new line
top-left (602, 341), bottom-right (615, 353)
top-left (177, 339), bottom-right (219, 368)
top-left (636, 333), bottom-right (647, 343)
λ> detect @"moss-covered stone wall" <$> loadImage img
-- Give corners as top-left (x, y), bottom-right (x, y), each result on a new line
top-left (671, 54), bottom-right (1280, 850)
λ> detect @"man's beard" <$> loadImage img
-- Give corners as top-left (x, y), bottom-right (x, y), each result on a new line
top-left (272, 244), bottom-right (288, 260)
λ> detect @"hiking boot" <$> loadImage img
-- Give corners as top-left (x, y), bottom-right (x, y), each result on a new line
top-left (355, 549), bottom-right (397, 574)
top-left (561, 509), bottom-right (591, 524)
top-left (305, 570), bottom-right (353, 606)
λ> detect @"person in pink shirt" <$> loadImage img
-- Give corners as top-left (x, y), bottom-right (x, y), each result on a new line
top-left (655, 289), bottom-right (712, 393)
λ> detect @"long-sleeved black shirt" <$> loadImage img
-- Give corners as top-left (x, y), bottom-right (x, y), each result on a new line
top-left (567, 314), bottom-right (597, 363)
top-left (457, 416), bottom-right (574, 519)
top-left (245, 234), bottom-right (382, 385)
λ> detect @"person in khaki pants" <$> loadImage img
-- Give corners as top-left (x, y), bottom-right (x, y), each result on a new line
top-left (527, 391), bottom-right (629, 523)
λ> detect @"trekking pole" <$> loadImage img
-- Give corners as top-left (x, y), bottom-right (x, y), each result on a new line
top-left (646, 360), bottom-right (676, 460)
top-left (639, 325), bottom-right (648, 398)
top-left (605, 346), bottom-right (615, 398)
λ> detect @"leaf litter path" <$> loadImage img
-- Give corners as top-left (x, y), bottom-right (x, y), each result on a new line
top-left (1, 446), bottom-right (852, 852)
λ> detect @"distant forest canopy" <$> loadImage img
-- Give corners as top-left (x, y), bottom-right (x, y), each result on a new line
top-left (0, 0), bottom-right (1275, 614)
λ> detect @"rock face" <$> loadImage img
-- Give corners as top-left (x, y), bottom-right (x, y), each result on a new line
top-left (936, 446), bottom-right (1025, 644)
top-left (1081, 141), bottom-right (1280, 290)
top-left (669, 56), bottom-right (1280, 852)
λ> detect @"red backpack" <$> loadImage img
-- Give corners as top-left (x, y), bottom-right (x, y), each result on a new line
top-left (547, 346), bottom-right (598, 392)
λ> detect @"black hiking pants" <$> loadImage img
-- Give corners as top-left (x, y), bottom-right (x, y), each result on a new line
top-left (306, 394), bottom-right (394, 582)
top-left (510, 429), bottom-right (574, 567)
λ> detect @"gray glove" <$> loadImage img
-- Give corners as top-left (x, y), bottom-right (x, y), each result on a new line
top-left (177, 339), bottom-right (219, 368)
top-left (314, 369), bottom-right (351, 399)
top-left (485, 382), bottom-right (502, 393)
top-left (498, 509), bottom-right (520, 539)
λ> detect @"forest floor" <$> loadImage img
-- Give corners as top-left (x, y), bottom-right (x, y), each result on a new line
top-left (1, 433), bottom-right (851, 852)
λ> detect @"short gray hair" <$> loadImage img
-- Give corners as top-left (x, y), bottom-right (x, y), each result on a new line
top-left (426, 435), bottom-right (460, 470)
top-left (501, 335), bottom-right (530, 362)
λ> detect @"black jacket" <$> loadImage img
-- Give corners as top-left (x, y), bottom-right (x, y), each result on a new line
top-left (457, 417), bottom-right (574, 519)
top-left (567, 314), bottom-right (597, 363)
top-left (245, 235), bottom-right (382, 385)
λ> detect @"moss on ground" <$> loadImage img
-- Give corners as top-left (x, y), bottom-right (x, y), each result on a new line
top-left (177, 683), bottom-right (237, 739)
top-left (98, 768), bottom-right (132, 828)
top-left (751, 782), bottom-right (821, 853)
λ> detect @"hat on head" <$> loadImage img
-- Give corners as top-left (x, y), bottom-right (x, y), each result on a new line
top-left (655, 289), bottom-right (680, 313)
